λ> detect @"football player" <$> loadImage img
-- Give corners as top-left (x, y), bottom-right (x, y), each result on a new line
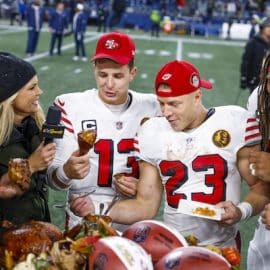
top-left (109, 60), bottom-right (270, 248)
top-left (46, 32), bottom-right (160, 231)
top-left (246, 53), bottom-right (270, 270)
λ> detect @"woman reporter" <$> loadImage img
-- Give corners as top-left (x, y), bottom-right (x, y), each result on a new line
top-left (0, 52), bottom-right (56, 233)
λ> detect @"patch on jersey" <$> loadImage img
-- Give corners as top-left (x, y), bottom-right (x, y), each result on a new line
top-left (212, 129), bottom-right (230, 148)
top-left (81, 120), bottom-right (97, 131)
top-left (116, 121), bottom-right (123, 130)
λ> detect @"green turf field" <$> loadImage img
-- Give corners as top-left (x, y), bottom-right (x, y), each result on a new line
top-left (0, 22), bottom-right (256, 269)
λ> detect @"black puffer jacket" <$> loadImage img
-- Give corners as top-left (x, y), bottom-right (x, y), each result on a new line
top-left (0, 116), bottom-right (50, 235)
top-left (240, 34), bottom-right (270, 92)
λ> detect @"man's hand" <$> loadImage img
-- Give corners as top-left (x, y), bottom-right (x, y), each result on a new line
top-left (249, 150), bottom-right (270, 182)
top-left (216, 201), bottom-right (242, 225)
top-left (69, 194), bottom-right (95, 217)
top-left (63, 150), bottom-right (90, 180)
top-left (261, 203), bottom-right (270, 230)
top-left (114, 175), bottom-right (138, 198)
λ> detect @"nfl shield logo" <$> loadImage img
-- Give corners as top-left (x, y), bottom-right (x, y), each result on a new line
top-left (116, 121), bottom-right (123, 130)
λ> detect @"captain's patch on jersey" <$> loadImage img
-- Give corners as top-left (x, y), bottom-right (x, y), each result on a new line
top-left (212, 129), bottom-right (230, 148)
top-left (81, 120), bottom-right (97, 131)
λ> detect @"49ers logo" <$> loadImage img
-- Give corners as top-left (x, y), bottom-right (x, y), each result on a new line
top-left (104, 39), bottom-right (120, 50)
top-left (212, 129), bottom-right (230, 148)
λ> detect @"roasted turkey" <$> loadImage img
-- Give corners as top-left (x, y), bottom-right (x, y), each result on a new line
top-left (0, 220), bottom-right (63, 261)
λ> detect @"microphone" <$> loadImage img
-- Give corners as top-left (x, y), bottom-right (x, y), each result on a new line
top-left (42, 106), bottom-right (65, 145)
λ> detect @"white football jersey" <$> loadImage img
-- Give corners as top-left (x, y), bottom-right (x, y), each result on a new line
top-left (47, 89), bottom-right (160, 228)
top-left (247, 87), bottom-right (259, 113)
top-left (136, 105), bottom-right (260, 247)
top-left (246, 88), bottom-right (270, 270)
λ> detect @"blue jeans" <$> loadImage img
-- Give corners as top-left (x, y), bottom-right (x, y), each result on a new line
top-left (26, 29), bottom-right (40, 54)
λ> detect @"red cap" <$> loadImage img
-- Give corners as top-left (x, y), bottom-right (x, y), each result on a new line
top-left (92, 32), bottom-right (135, 65)
top-left (155, 60), bottom-right (212, 97)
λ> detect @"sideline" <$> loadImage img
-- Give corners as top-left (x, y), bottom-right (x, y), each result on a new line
top-left (0, 23), bottom-right (245, 63)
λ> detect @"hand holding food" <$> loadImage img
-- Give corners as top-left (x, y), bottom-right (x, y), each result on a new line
top-left (77, 129), bottom-right (97, 156)
top-left (8, 158), bottom-right (31, 189)
top-left (113, 173), bottom-right (125, 181)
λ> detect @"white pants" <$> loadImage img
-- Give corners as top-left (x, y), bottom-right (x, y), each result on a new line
top-left (247, 217), bottom-right (270, 270)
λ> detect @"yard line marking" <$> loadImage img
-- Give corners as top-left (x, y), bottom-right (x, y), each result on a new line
top-left (159, 50), bottom-right (171, 56)
top-left (144, 49), bottom-right (155, 55)
top-left (0, 28), bottom-right (26, 34)
top-left (24, 35), bottom-right (98, 62)
top-left (74, 68), bottom-right (82, 74)
top-left (141, 73), bottom-right (148, 79)
top-left (176, 39), bottom-right (182, 60)
top-left (40, 65), bottom-right (49, 71)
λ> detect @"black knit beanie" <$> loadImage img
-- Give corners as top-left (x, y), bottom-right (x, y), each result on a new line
top-left (0, 52), bottom-right (36, 102)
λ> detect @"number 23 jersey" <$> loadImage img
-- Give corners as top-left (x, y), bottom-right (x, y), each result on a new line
top-left (136, 105), bottom-right (260, 247)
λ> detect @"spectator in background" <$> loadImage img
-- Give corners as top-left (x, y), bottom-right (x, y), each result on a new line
top-left (25, 0), bottom-right (45, 57)
top-left (9, 0), bottom-right (20, 26)
top-left (18, 0), bottom-right (26, 25)
top-left (96, 1), bottom-right (108, 33)
top-left (150, 8), bottom-right (161, 38)
top-left (161, 16), bottom-right (174, 34)
top-left (226, 16), bottom-right (233, 40)
top-left (249, 14), bottom-right (260, 39)
top-left (246, 52), bottom-right (270, 270)
top-left (72, 3), bottom-right (87, 62)
top-left (48, 1), bottom-right (68, 56)
top-left (0, 52), bottom-right (56, 235)
top-left (240, 17), bottom-right (270, 93)
top-left (108, 0), bottom-right (126, 30)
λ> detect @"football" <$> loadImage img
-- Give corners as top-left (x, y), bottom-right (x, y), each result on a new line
top-left (122, 220), bottom-right (188, 263)
top-left (88, 236), bottom-right (153, 270)
top-left (155, 246), bottom-right (231, 270)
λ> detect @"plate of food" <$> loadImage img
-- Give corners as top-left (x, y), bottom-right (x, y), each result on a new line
top-left (177, 199), bottom-right (224, 221)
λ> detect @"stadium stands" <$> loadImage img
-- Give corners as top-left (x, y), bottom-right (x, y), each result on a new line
top-left (1, 0), bottom-right (269, 39)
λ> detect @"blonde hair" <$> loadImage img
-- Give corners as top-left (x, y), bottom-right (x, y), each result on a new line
top-left (0, 93), bottom-right (45, 146)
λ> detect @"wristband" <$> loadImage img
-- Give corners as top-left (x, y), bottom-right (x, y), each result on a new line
top-left (237, 202), bottom-right (253, 221)
top-left (56, 165), bottom-right (72, 186)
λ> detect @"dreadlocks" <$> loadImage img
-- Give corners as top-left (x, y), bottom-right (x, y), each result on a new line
top-left (258, 53), bottom-right (270, 151)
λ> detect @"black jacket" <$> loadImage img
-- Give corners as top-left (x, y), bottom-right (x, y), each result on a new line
top-left (240, 34), bottom-right (270, 92)
top-left (0, 117), bottom-right (50, 234)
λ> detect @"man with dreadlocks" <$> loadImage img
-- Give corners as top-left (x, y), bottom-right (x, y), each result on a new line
top-left (246, 53), bottom-right (270, 270)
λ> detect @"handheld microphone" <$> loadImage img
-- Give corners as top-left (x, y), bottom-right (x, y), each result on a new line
top-left (42, 106), bottom-right (65, 145)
